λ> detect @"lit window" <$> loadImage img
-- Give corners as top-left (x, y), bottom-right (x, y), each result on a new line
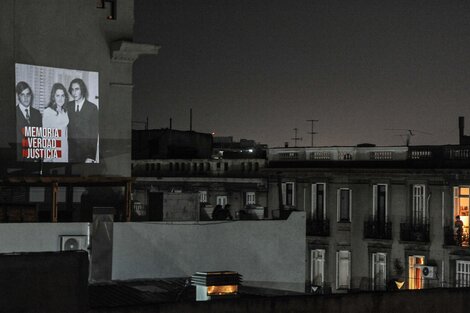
top-left (408, 256), bottom-right (424, 290)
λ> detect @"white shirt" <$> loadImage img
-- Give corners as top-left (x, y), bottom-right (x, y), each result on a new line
top-left (74, 98), bottom-right (85, 112)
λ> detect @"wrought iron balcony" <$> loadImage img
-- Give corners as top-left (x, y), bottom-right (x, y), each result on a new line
top-left (306, 218), bottom-right (330, 237)
top-left (364, 218), bottom-right (392, 240)
top-left (444, 226), bottom-right (470, 247)
top-left (400, 220), bottom-right (430, 242)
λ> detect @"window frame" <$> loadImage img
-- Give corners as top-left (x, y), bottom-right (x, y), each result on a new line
top-left (337, 188), bottom-right (352, 222)
top-left (311, 183), bottom-right (327, 220)
top-left (336, 250), bottom-right (351, 290)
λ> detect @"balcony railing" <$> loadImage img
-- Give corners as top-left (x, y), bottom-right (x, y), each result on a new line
top-left (400, 221), bottom-right (430, 242)
top-left (444, 226), bottom-right (470, 247)
top-left (364, 219), bottom-right (392, 240)
top-left (306, 218), bottom-right (330, 237)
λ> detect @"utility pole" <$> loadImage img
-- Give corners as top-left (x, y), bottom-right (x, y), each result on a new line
top-left (306, 119), bottom-right (319, 147)
top-left (292, 128), bottom-right (302, 147)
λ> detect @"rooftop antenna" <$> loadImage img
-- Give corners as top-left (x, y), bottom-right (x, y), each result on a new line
top-left (306, 119), bottom-right (319, 147)
top-left (292, 128), bottom-right (303, 147)
top-left (385, 128), bottom-right (432, 146)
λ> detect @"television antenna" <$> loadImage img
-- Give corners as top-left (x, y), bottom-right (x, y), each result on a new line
top-left (384, 128), bottom-right (432, 146)
top-left (306, 119), bottom-right (319, 147)
top-left (292, 128), bottom-right (303, 147)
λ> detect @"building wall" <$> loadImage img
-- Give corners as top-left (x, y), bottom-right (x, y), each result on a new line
top-left (0, 223), bottom-right (89, 253)
top-left (0, 213), bottom-right (306, 292)
top-left (268, 167), bottom-right (470, 292)
top-left (0, 0), bottom-right (136, 176)
top-left (112, 212), bottom-right (306, 291)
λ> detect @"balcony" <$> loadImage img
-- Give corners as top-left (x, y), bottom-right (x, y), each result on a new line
top-left (400, 220), bottom-right (430, 242)
top-left (364, 218), bottom-right (392, 240)
top-left (443, 226), bottom-right (470, 247)
top-left (306, 218), bottom-right (330, 237)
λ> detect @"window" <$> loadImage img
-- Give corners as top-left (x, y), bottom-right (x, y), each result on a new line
top-left (373, 184), bottom-right (387, 222)
top-left (216, 196), bottom-right (227, 206)
top-left (456, 260), bottom-right (470, 287)
top-left (453, 187), bottom-right (470, 242)
top-left (311, 249), bottom-right (325, 287)
top-left (199, 191), bottom-right (207, 203)
top-left (224, 162), bottom-right (229, 171)
top-left (246, 192), bottom-right (256, 205)
top-left (311, 183), bottom-right (326, 220)
top-left (408, 255), bottom-right (424, 290)
top-left (336, 250), bottom-right (351, 289)
top-left (412, 185), bottom-right (426, 224)
top-left (372, 253), bottom-right (387, 290)
top-left (282, 182), bottom-right (295, 207)
top-left (337, 188), bottom-right (351, 222)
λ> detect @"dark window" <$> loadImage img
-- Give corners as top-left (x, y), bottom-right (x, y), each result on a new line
top-left (339, 189), bottom-right (350, 222)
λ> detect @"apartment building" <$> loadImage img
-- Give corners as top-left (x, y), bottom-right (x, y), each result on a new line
top-left (266, 144), bottom-right (470, 293)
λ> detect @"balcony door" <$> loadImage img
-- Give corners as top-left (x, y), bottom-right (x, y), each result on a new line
top-left (372, 252), bottom-right (387, 290)
top-left (408, 255), bottom-right (424, 289)
top-left (453, 187), bottom-right (470, 245)
top-left (373, 184), bottom-right (387, 223)
top-left (311, 183), bottom-right (326, 220)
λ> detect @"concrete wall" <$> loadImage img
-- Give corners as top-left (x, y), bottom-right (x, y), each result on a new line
top-left (112, 212), bottom-right (306, 291)
top-left (0, 0), bottom-right (135, 176)
top-left (0, 213), bottom-right (306, 292)
top-left (0, 222), bottom-right (89, 253)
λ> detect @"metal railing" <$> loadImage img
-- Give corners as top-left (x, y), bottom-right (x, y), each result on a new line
top-left (306, 218), bottom-right (330, 236)
top-left (400, 220), bottom-right (430, 242)
top-left (364, 218), bottom-right (392, 240)
top-left (444, 225), bottom-right (470, 247)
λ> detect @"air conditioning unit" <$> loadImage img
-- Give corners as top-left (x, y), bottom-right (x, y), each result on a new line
top-left (416, 265), bottom-right (436, 279)
top-left (60, 235), bottom-right (88, 251)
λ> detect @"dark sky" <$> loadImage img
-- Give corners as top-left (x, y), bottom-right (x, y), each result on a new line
top-left (133, 0), bottom-right (470, 147)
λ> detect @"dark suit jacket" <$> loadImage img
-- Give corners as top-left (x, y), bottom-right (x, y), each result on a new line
top-left (16, 105), bottom-right (42, 160)
top-left (66, 100), bottom-right (99, 163)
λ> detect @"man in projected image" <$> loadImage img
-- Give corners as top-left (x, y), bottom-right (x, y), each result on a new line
top-left (66, 78), bottom-right (98, 163)
top-left (16, 81), bottom-right (42, 159)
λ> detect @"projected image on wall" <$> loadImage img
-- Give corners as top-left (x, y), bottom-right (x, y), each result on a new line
top-left (15, 63), bottom-right (99, 163)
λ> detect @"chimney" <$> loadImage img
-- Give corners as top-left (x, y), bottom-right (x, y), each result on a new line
top-left (459, 116), bottom-right (465, 144)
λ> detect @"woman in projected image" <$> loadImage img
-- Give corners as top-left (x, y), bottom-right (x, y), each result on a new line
top-left (42, 83), bottom-right (69, 162)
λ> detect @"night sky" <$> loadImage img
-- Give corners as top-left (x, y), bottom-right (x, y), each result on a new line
top-left (133, 0), bottom-right (470, 147)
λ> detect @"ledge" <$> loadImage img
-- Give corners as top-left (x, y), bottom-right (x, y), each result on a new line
top-left (111, 41), bottom-right (160, 63)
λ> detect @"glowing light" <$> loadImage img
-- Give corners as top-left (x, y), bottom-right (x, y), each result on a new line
top-left (395, 280), bottom-right (405, 289)
top-left (207, 285), bottom-right (238, 295)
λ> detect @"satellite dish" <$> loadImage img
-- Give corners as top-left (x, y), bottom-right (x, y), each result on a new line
top-left (64, 238), bottom-right (79, 251)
